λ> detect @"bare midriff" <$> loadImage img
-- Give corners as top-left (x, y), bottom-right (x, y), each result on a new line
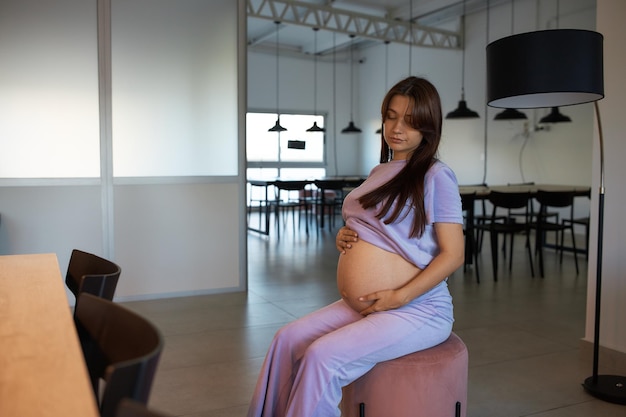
top-left (337, 238), bottom-right (423, 313)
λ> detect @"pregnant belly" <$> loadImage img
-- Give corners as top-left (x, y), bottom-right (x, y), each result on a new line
top-left (337, 239), bottom-right (422, 313)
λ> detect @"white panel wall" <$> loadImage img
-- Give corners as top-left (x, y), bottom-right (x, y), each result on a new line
top-left (0, 185), bottom-right (104, 299)
top-left (113, 181), bottom-right (241, 298)
top-left (587, 0), bottom-right (626, 354)
top-left (0, 0), bottom-right (246, 302)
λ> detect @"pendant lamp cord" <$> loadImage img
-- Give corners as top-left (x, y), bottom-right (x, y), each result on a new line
top-left (313, 28), bottom-right (319, 117)
top-left (275, 21), bottom-right (280, 120)
top-left (349, 35), bottom-right (355, 121)
top-left (333, 32), bottom-right (338, 174)
top-left (481, 0), bottom-right (488, 184)
top-left (384, 41), bottom-right (389, 92)
top-left (510, 0), bottom-right (528, 183)
top-left (408, 0), bottom-right (413, 75)
top-left (556, 0), bottom-right (560, 29)
top-left (461, 0), bottom-right (467, 101)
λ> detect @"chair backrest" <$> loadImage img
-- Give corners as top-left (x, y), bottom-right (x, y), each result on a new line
top-left (534, 190), bottom-right (576, 222)
top-left (535, 190), bottom-right (575, 209)
top-left (460, 191), bottom-right (477, 211)
top-left (66, 249), bottom-right (121, 303)
top-left (488, 191), bottom-right (532, 211)
top-left (273, 180), bottom-right (311, 191)
top-left (461, 192), bottom-right (477, 235)
top-left (115, 399), bottom-right (171, 417)
top-left (314, 179), bottom-right (344, 191)
top-left (75, 293), bottom-right (164, 417)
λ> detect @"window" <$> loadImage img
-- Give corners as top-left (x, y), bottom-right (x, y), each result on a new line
top-left (246, 112), bottom-right (327, 204)
top-left (246, 112), bottom-right (325, 170)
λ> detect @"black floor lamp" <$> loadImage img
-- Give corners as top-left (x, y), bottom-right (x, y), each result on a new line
top-left (487, 29), bottom-right (626, 405)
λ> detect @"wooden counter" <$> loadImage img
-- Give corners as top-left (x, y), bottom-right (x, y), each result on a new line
top-left (0, 254), bottom-right (99, 417)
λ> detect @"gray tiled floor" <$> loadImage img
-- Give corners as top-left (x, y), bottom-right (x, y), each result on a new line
top-left (121, 217), bottom-right (626, 417)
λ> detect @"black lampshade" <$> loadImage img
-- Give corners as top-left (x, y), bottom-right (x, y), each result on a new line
top-left (539, 107), bottom-right (571, 123)
top-left (341, 121), bottom-right (362, 134)
top-left (268, 118), bottom-right (287, 132)
top-left (306, 121), bottom-right (325, 132)
top-left (494, 108), bottom-right (527, 121)
top-left (446, 100), bottom-right (479, 119)
top-left (487, 29), bottom-right (603, 109)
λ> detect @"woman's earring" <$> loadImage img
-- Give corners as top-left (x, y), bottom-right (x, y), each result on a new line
top-left (388, 148), bottom-right (393, 161)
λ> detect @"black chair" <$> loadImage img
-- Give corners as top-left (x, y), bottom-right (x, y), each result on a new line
top-left (314, 179), bottom-right (346, 231)
top-left (66, 249), bottom-right (121, 306)
top-left (531, 190), bottom-right (579, 278)
top-left (563, 216), bottom-right (590, 259)
top-left (462, 183), bottom-right (504, 252)
top-left (562, 189), bottom-right (591, 259)
top-left (461, 191), bottom-right (480, 283)
top-left (75, 293), bottom-right (164, 417)
top-left (475, 191), bottom-right (535, 281)
top-left (116, 399), bottom-right (171, 417)
top-left (272, 180), bottom-right (313, 236)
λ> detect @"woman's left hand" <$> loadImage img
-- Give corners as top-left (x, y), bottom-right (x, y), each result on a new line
top-left (358, 289), bottom-right (408, 315)
top-left (336, 226), bottom-right (358, 254)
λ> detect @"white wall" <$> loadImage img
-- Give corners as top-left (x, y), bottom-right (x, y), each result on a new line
top-left (587, 0), bottom-right (626, 354)
top-left (114, 181), bottom-right (242, 298)
top-left (0, 185), bottom-right (103, 266)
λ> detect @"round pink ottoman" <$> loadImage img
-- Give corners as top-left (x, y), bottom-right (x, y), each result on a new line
top-left (340, 332), bottom-right (468, 417)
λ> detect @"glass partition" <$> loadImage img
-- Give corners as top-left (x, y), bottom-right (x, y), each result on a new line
top-left (0, 0), bottom-right (100, 178)
top-left (111, 0), bottom-right (238, 177)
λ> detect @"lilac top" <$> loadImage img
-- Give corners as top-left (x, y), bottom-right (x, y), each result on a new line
top-left (342, 160), bottom-right (462, 270)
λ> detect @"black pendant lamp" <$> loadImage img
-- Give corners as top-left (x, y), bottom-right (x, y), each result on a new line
top-left (268, 21), bottom-right (286, 132)
top-left (341, 35), bottom-right (362, 134)
top-left (307, 27), bottom-right (325, 132)
top-left (493, 0), bottom-right (527, 121)
top-left (486, 29), bottom-right (615, 403)
top-left (494, 108), bottom-right (527, 120)
top-left (446, 0), bottom-right (479, 119)
top-left (539, 106), bottom-right (571, 123)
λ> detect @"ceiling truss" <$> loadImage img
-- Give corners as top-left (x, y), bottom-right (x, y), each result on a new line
top-left (247, 0), bottom-right (462, 50)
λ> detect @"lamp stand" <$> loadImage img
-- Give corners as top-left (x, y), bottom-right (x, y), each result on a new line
top-left (582, 102), bottom-right (626, 404)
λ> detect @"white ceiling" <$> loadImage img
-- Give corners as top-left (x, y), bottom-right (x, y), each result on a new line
top-left (246, 0), bottom-right (510, 58)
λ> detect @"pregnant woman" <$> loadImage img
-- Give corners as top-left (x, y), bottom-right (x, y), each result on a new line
top-left (247, 76), bottom-right (464, 417)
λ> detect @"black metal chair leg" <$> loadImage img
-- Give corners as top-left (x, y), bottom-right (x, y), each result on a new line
top-left (490, 232), bottom-right (499, 281)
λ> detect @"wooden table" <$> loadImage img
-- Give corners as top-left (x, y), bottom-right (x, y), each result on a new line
top-left (0, 254), bottom-right (99, 417)
top-left (459, 184), bottom-right (591, 198)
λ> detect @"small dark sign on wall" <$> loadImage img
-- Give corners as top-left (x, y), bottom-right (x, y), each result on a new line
top-left (287, 140), bottom-right (306, 149)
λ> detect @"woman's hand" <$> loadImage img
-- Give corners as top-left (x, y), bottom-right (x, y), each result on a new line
top-left (358, 289), bottom-right (407, 315)
top-left (336, 226), bottom-right (358, 254)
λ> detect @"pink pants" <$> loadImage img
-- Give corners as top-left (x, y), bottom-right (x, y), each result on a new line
top-left (247, 280), bottom-right (454, 417)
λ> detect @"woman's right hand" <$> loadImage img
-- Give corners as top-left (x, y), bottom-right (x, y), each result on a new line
top-left (336, 226), bottom-right (358, 254)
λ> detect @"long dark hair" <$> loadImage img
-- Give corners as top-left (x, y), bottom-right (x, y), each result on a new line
top-left (358, 76), bottom-right (443, 238)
